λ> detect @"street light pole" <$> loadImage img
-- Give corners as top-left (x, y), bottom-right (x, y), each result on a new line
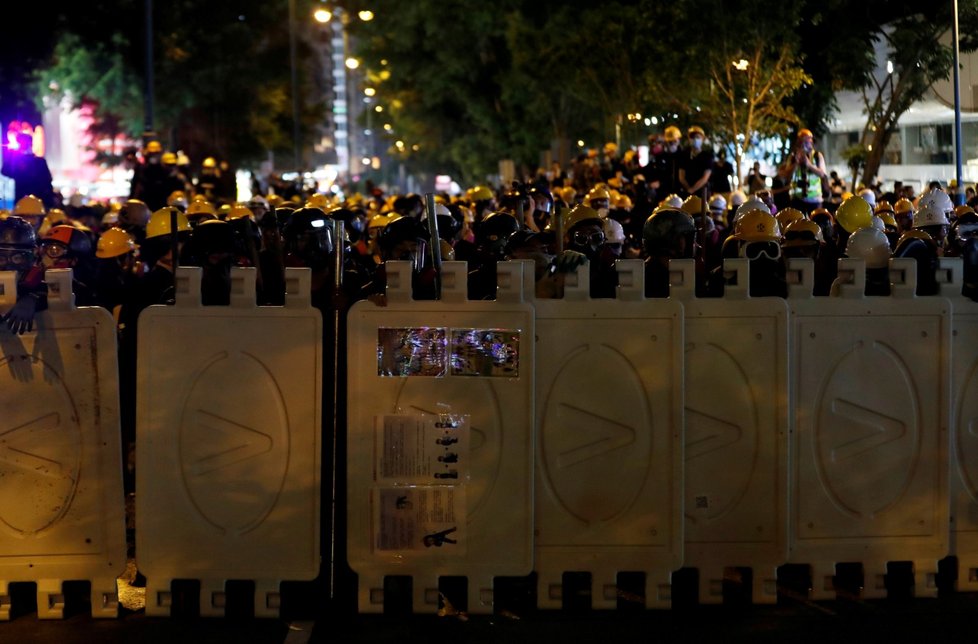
top-left (288, 0), bottom-right (302, 173)
top-left (143, 0), bottom-right (155, 139)
top-left (952, 0), bottom-right (964, 204)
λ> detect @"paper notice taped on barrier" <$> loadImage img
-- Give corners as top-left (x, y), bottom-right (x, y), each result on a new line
top-left (376, 414), bottom-right (468, 484)
top-left (375, 486), bottom-right (465, 553)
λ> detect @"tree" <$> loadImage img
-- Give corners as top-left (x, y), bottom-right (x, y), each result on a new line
top-left (854, 3), bottom-right (978, 186)
top-left (640, 0), bottom-right (810, 184)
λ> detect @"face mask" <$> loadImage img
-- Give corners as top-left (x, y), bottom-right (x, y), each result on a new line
top-left (691, 138), bottom-right (703, 151)
top-left (667, 143), bottom-right (679, 153)
top-left (803, 142), bottom-right (813, 153)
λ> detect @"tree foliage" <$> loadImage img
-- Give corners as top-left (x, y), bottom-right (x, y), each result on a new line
top-left (31, 0), bottom-right (328, 168)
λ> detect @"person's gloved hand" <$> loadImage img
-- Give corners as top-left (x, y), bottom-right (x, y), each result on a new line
top-left (555, 250), bottom-right (588, 274)
top-left (2, 295), bottom-right (38, 335)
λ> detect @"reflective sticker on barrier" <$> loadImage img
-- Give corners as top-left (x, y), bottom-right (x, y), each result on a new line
top-left (136, 267), bottom-right (321, 617)
top-left (377, 327), bottom-right (448, 377)
top-left (675, 259), bottom-right (789, 605)
top-left (374, 487), bottom-right (466, 554)
top-left (376, 414), bottom-right (469, 484)
top-left (450, 329), bottom-right (520, 377)
top-left (347, 260), bottom-right (534, 614)
top-left (787, 259), bottom-right (949, 599)
top-left (531, 259), bottom-right (684, 610)
top-left (0, 269), bottom-right (126, 620)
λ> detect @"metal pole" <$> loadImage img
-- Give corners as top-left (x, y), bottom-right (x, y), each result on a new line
top-left (288, 0), bottom-right (301, 173)
top-left (143, 0), bottom-right (154, 136)
top-left (424, 193), bottom-right (442, 299)
top-left (953, 0), bottom-right (964, 205)
top-left (329, 219), bottom-right (344, 599)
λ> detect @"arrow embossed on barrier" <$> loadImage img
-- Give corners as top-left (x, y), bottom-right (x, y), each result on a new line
top-left (0, 413), bottom-right (65, 477)
top-left (685, 408), bottom-right (742, 460)
top-left (556, 403), bottom-right (636, 468)
top-left (192, 409), bottom-right (273, 475)
top-left (829, 399), bottom-right (906, 462)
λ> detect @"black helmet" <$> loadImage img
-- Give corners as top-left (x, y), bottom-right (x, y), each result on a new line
top-left (529, 186), bottom-right (554, 214)
top-left (0, 216), bottom-right (38, 249)
top-left (500, 182), bottom-right (531, 214)
top-left (327, 206), bottom-right (366, 241)
top-left (284, 207), bottom-right (334, 257)
top-left (476, 211), bottom-right (520, 246)
top-left (42, 224), bottom-right (93, 257)
top-left (642, 208), bottom-right (696, 257)
top-left (192, 219), bottom-right (235, 255)
top-left (380, 215), bottom-right (423, 253)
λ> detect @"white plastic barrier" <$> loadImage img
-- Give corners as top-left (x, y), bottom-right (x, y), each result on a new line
top-left (0, 270), bottom-right (126, 620)
top-left (136, 267), bottom-right (322, 617)
top-left (786, 258), bottom-right (950, 599)
top-left (671, 259), bottom-right (788, 605)
top-left (346, 261), bottom-right (535, 614)
top-left (531, 260), bottom-right (684, 610)
top-left (941, 258), bottom-right (978, 590)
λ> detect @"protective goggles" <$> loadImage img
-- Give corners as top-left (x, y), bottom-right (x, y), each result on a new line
top-left (742, 241), bottom-right (781, 261)
top-left (41, 242), bottom-right (69, 259)
top-left (572, 230), bottom-right (605, 247)
top-left (0, 249), bottom-right (34, 269)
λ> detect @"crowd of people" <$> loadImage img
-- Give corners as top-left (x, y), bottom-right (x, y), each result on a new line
top-left (1, 128), bottom-right (977, 502)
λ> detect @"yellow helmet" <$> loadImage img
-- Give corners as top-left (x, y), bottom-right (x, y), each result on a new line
top-left (227, 204), bottom-right (255, 221)
top-left (37, 208), bottom-right (68, 236)
top-left (836, 196), bottom-right (873, 233)
top-left (96, 227), bottom-right (138, 258)
top-left (681, 195), bottom-right (703, 216)
top-left (202, 156), bottom-right (217, 169)
top-left (954, 204), bottom-right (976, 218)
top-left (167, 190), bottom-right (188, 208)
top-left (586, 186), bottom-right (611, 204)
top-left (894, 197), bottom-right (914, 215)
top-left (306, 193), bottom-right (330, 210)
top-left (161, 152), bottom-right (177, 165)
top-left (13, 194), bottom-right (45, 217)
top-left (267, 194), bottom-right (285, 209)
top-left (782, 218), bottom-right (824, 247)
top-left (615, 194), bottom-right (633, 210)
top-left (558, 186), bottom-right (577, 204)
top-left (875, 200), bottom-right (894, 215)
top-left (877, 210), bottom-right (898, 229)
top-left (468, 185), bottom-right (494, 202)
top-left (218, 204), bottom-right (232, 219)
top-left (664, 125), bottom-right (682, 142)
top-left (733, 209), bottom-right (781, 242)
top-left (775, 207), bottom-right (806, 231)
top-left (896, 228), bottom-right (934, 247)
top-left (368, 213), bottom-right (392, 230)
top-left (146, 207), bottom-right (192, 239)
top-left (145, 140), bottom-right (163, 154)
top-left (186, 198), bottom-right (217, 218)
top-left (556, 203), bottom-right (602, 233)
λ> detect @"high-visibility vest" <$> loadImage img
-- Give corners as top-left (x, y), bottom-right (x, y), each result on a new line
top-left (792, 153), bottom-right (822, 201)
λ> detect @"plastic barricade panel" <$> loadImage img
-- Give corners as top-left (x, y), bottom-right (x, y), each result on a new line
top-left (347, 261), bottom-right (535, 614)
top-left (531, 260), bottom-right (684, 610)
top-left (786, 258), bottom-right (950, 600)
top-left (136, 267), bottom-right (321, 617)
top-left (940, 259), bottom-right (978, 590)
top-left (0, 270), bottom-right (126, 620)
top-left (672, 260), bottom-right (788, 605)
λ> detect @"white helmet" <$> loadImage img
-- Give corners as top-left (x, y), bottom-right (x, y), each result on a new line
top-left (846, 227), bottom-right (891, 269)
top-left (918, 189), bottom-right (953, 218)
top-left (913, 204), bottom-right (948, 229)
top-left (729, 190), bottom-right (747, 208)
top-left (858, 188), bottom-right (877, 208)
top-left (871, 215), bottom-right (885, 231)
top-left (733, 195), bottom-right (771, 225)
top-left (709, 194), bottom-right (727, 212)
top-left (602, 218), bottom-right (626, 244)
top-left (662, 194), bottom-right (684, 209)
